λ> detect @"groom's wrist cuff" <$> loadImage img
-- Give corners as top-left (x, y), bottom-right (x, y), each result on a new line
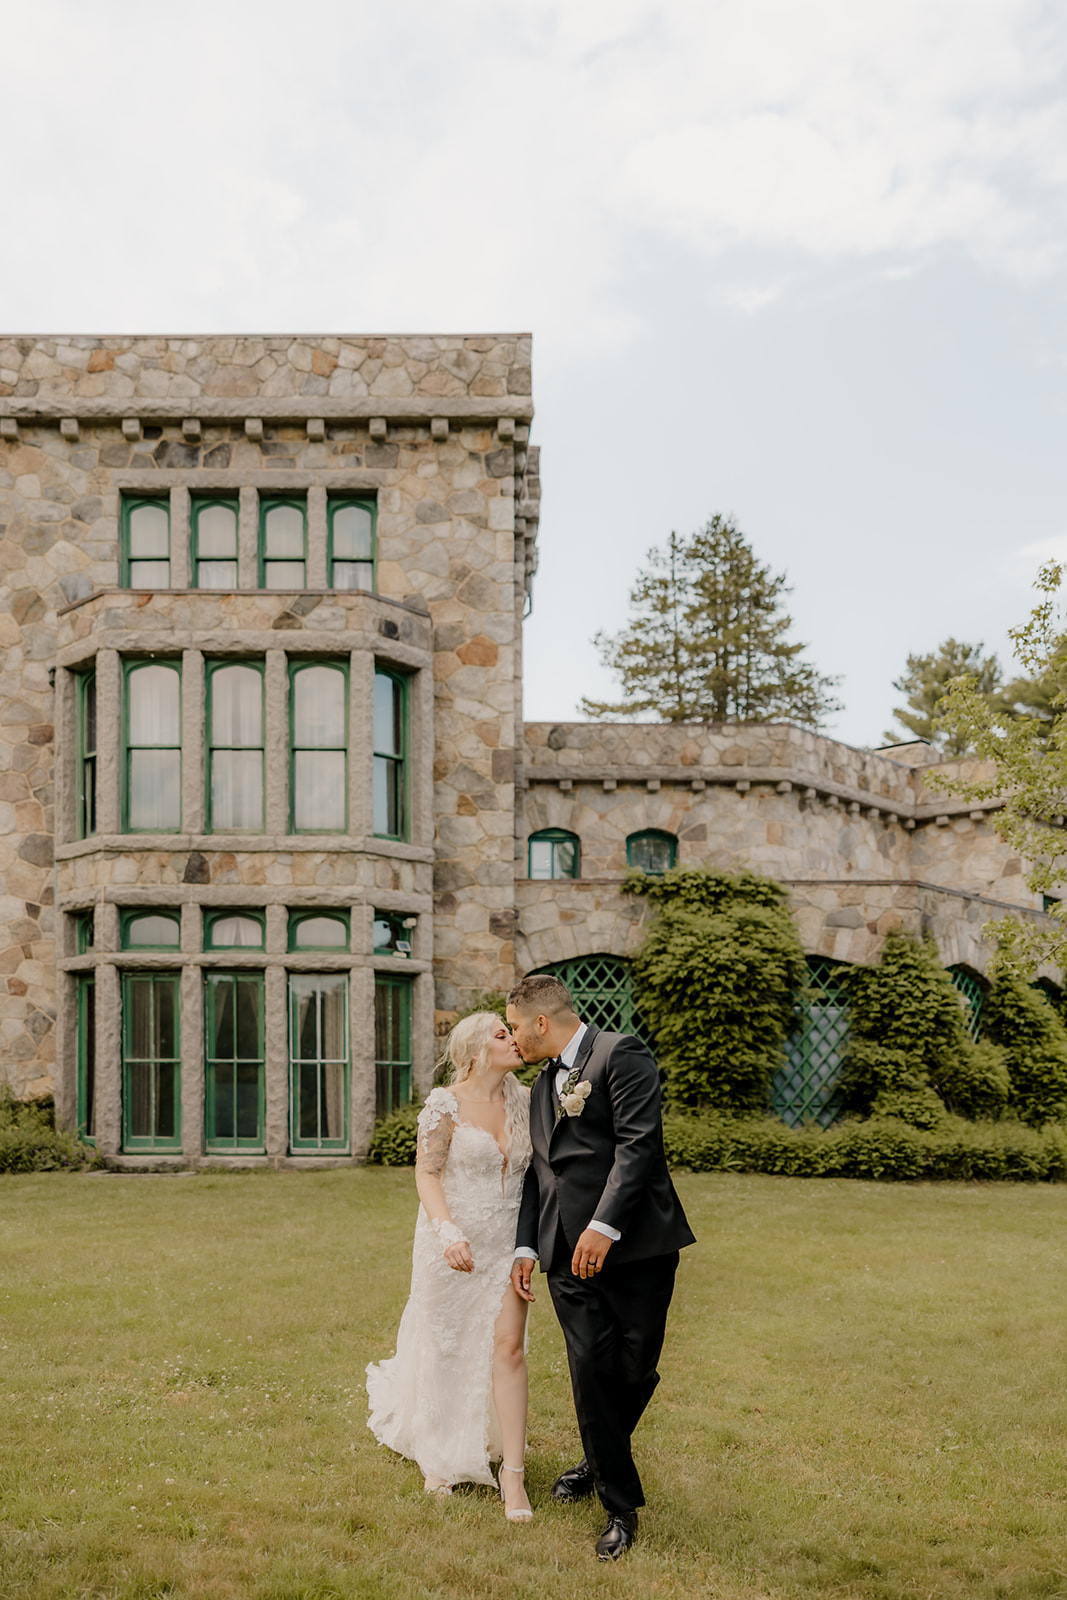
top-left (589, 1220), bottom-right (621, 1242)
top-left (513, 1247), bottom-right (538, 1262)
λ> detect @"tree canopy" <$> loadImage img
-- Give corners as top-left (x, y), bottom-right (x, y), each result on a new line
top-left (884, 638), bottom-right (1001, 754)
top-left (580, 515), bottom-right (841, 726)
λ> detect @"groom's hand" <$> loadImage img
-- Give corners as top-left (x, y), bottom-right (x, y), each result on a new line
top-left (511, 1258), bottom-right (536, 1302)
top-left (571, 1229), bottom-right (612, 1279)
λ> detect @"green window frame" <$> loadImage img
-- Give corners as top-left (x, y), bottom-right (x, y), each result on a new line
top-left (207, 660), bottom-right (265, 832)
top-left (76, 671), bottom-right (97, 839)
top-left (375, 975), bottom-right (413, 1118)
top-left (73, 910), bottom-right (95, 955)
top-left (192, 497), bottom-right (239, 590)
top-left (373, 667), bottom-right (407, 840)
top-left (289, 973), bottom-right (349, 1152)
top-left (626, 830), bottom-right (677, 875)
top-left (76, 973), bottom-right (96, 1144)
top-left (327, 497), bottom-right (376, 592)
top-left (259, 497), bottom-right (307, 589)
top-left (121, 972), bottom-right (181, 1151)
top-left (288, 910), bottom-right (350, 952)
top-left (123, 659), bottom-right (182, 832)
top-left (289, 659), bottom-right (348, 833)
top-left (204, 971), bottom-right (266, 1151)
top-left (528, 828), bottom-right (580, 880)
top-left (120, 909), bottom-right (181, 950)
top-left (204, 910), bottom-right (265, 950)
top-left (121, 496), bottom-right (171, 589)
top-left (373, 911), bottom-right (414, 957)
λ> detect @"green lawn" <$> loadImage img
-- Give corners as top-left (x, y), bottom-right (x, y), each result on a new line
top-left (2, 1170), bottom-right (1066, 1599)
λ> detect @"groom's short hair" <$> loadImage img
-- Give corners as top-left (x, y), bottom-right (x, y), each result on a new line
top-left (507, 973), bottom-right (575, 1017)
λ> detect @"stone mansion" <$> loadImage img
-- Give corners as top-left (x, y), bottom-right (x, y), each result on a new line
top-left (0, 334), bottom-right (1047, 1163)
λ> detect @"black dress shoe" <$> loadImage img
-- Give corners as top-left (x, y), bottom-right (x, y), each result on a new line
top-left (595, 1510), bottom-right (638, 1561)
top-left (550, 1458), bottom-right (596, 1502)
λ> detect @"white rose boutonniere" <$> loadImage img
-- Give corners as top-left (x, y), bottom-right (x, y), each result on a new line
top-left (560, 1080), bottom-right (592, 1118)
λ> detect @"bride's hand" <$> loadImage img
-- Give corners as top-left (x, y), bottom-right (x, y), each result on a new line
top-left (444, 1240), bottom-right (475, 1273)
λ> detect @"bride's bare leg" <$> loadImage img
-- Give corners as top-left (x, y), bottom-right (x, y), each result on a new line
top-left (492, 1284), bottom-right (532, 1516)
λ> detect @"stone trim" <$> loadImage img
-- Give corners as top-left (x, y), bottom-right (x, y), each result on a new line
top-left (520, 764), bottom-right (1003, 825)
top-left (54, 835), bottom-right (437, 862)
top-left (0, 396), bottom-right (535, 424)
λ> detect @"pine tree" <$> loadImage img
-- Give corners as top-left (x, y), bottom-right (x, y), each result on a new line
top-left (884, 639), bottom-right (1001, 753)
top-left (580, 514), bottom-right (841, 726)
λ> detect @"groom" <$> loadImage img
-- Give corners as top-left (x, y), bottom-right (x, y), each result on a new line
top-left (507, 973), bottom-right (695, 1561)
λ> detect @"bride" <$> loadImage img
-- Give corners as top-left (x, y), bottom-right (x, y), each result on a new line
top-left (366, 1012), bottom-right (534, 1521)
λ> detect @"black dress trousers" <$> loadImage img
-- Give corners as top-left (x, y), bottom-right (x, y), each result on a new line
top-left (546, 1239), bottom-right (679, 1516)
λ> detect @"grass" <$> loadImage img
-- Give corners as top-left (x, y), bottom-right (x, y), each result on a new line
top-left (2, 1171), bottom-right (1067, 1599)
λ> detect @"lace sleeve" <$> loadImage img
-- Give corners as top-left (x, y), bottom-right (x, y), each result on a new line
top-left (416, 1088), bottom-right (457, 1179)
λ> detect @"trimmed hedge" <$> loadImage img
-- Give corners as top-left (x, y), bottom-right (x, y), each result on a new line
top-left (366, 1101), bottom-right (421, 1167)
top-left (662, 1110), bottom-right (1067, 1182)
top-left (0, 1088), bottom-right (104, 1174)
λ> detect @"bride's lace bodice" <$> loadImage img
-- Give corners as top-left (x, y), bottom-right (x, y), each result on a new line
top-left (366, 1083), bottom-right (532, 1487)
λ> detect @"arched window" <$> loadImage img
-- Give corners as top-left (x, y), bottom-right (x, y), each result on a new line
top-left (531, 954), bottom-right (642, 1036)
top-left (208, 662), bottom-right (264, 832)
top-left (289, 911), bottom-right (350, 951)
top-left (121, 911), bottom-right (181, 950)
top-left (626, 830), bottom-right (677, 875)
top-left (125, 661), bottom-right (181, 831)
top-left (205, 912), bottom-right (265, 950)
top-left (528, 828), bottom-right (580, 880)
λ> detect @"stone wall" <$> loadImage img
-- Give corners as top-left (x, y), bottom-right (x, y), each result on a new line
top-left (516, 721), bottom-right (1048, 979)
top-left (0, 334), bottom-right (537, 1106)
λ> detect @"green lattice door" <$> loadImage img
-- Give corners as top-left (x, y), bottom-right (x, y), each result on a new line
top-left (531, 954), bottom-right (645, 1040)
top-left (772, 958), bottom-right (850, 1127)
top-left (948, 965), bottom-right (985, 1041)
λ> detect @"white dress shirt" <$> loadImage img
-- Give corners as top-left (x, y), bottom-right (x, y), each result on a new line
top-left (514, 1022), bottom-right (622, 1261)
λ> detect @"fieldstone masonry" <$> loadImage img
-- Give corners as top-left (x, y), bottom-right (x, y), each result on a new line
top-left (0, 333), bottom-right (1051, 1160)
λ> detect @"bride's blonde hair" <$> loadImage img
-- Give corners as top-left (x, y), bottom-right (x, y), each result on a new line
top-left (438, 1011), bottom-right (529, 1155)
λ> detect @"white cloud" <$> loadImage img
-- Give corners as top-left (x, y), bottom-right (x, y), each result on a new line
top-left (2, 0), bottom-right (1066, 342)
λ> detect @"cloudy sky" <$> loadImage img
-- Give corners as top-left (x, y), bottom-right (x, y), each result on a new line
top-left (6, 0), bottom-right (1067, 746)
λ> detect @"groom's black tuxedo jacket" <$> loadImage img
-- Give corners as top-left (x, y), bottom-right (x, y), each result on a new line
top-left (516, 1025), bottom-right (695, 1271)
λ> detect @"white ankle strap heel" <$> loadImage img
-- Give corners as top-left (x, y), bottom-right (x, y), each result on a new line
top-left (499, 1464), bottom-right (534, 1522)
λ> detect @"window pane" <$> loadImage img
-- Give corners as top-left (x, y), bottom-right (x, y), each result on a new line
top-left (320, 1063), bottom-right (345, 1139)
top-left (129, 665), bottom-right (180, 745)
top-left (236, 1063), bottom-right (260, 1139)
top-left (211, 982), bottom-right (235, 1061)
top-left (293, 915), bottom-right (348, 949)
top-left (198, 560), bottom-right (238, 590)
top-left (211, 666), bottom-right (263, 744)
top-left (373, 756), bottom-right (399, 836)
top-left (332, 561), bottom-right (373, 592)
top-left (209, 914), bottom-right (262, 948)
top-left (197, 503), bottom-right (237, 558)
top-left (155, 1062), bottom-right (177, 1138)
top-left (332, 504), bottom-right (373, 560)
top-left (211, 750), bottom-right (263, 830)
top-left (128, 979), bottom-right (153, 1059)
top-left (156, 980), bottom-right (177, 1060)
top-left (529, 840), bottom-right (552, 879)
top-left (264, 560), bottom-right (305, 588)
top-left (212, 1062), bottom-right (235, 1140)
top-left (83, 677), bottom-right (97, 753)
top-left (294, 750), bottom-right (345, 830)
top-left (129, 503), bottom-right (169, 557)
top-left (128, 1061), bottom-right (152, 1137)
top-left (373, 674), bottom-right (401, 756)
top-left (264, 504), bottom-right (305, 557)
top-left (319, 974), bottom-right (346, 1056)
top-left (129, 749), bottom-right (181, 830)
top-left (294, 667), bottom-right (345, 747)
top-left (555, 839), bottom-right (577, 878)
top-left (126, 913), bottom-right (180, 948)
top-left (129, 559), bottom-right (170, 589)
top-left (235, 978), bottom-right (261, 1059)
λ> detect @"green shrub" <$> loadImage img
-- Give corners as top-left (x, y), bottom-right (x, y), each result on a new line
top-left (628, 868), bottom-right (806, 1111)
top-left (0, 1087), bottom-right (103, 1174)
top-left (366, 1102), bottom-right (421, 1166)
top-left (983, 975), bottom-right (1067, 1125)
top-left (871, 1086), bottom-right (949, 1130)
top-left (662, 1109), bottom-right (1067, 1182)
top-left (840, 934), bottom-right (991, 1118)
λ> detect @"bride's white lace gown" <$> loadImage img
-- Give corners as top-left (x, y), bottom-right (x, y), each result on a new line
top-left (366, 1085), bottom-right (532, 1488)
